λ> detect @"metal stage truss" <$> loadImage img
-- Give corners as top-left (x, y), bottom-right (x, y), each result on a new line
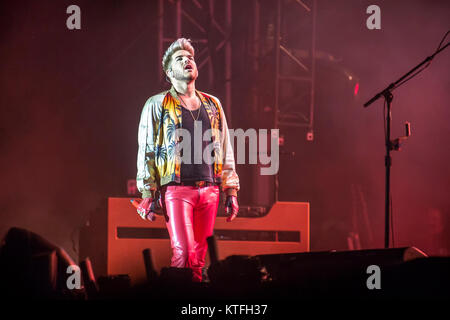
top-left (157, 0), bottom-right (233, 118)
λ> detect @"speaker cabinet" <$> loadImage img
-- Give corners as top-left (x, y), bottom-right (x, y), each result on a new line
top-left (254, 247), bottom-right (430, 297)
top-left (106, 198), bottom-right (310, 284)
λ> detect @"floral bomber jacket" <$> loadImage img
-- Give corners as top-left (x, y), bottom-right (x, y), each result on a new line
top-left (136, 86), bottom-right (240, 198)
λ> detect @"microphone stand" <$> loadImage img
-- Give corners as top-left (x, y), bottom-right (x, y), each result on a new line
top-left (364, 42), bottom-right (449, 249)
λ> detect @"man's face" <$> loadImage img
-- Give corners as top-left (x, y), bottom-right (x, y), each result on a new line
top-left (167, 49), bottom-right (198, 82)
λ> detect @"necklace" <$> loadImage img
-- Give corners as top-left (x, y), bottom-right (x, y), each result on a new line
top-left (178, 95), bottom-right (201, 123)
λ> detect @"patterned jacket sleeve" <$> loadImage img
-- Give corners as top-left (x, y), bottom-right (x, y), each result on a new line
top-left (218, 100), bottom-right (240, 195)
top-left (136, 98), bottom-right (158, 198)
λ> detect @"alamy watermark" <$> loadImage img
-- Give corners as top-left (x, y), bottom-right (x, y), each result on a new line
top-left (66, 5), bottom-right (81, 30)
top-left (66, 265), bottom-right (81, 290)
top-left (65, 4), bottom-right (381, 31)
top-left (366, 264), bottom-right (381, 290)
top-left (174, 121), bottom-right (279, 176)
top-left (366, 5), bottom-right (381, 30)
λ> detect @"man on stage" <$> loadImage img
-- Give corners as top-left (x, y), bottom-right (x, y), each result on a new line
top-left (135, 38), bottom-right (240, 282)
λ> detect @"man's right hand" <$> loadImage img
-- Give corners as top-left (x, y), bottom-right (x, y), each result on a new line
top-left (131, 198), bottom-right (156, 221)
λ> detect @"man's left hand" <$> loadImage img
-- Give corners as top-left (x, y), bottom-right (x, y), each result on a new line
top-left (225, 195), bottom-right (239, 222)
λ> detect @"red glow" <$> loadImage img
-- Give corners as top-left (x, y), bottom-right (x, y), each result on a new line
top-left (354, 82), bottom-right (359, 96)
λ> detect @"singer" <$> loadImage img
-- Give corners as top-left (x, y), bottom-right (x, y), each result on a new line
top-left (135, 38), bottom-right (240, 282)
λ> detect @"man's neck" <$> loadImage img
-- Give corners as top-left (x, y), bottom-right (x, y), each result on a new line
top-left (172, 80), bottom-right (196, 98)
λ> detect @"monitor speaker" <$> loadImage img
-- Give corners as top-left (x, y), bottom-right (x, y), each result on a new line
top-left (255, 247), bottom-right (430, 297)
top-left (0, 227), bottom-right (80, 298)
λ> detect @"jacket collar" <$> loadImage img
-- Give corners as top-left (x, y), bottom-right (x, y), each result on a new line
top-left (169, 86), bottom-right (208, 106)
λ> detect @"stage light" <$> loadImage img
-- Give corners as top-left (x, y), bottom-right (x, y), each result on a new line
top-left (354, 82), bottom-right (359, 96)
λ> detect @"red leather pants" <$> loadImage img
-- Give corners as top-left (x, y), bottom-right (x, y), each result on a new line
top-left (162, 185), bottom-right (220, 282)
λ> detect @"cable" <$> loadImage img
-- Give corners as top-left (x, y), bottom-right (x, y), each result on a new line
top-left (393, 62), bottom-right (431, 91)
top-left (384, 98), bottom-right (395, 247)
top-left (390, 195), bottom-right (394, 247)
top-left (71, 226), bottom-right (80, 255)
top-left (393, 30), bottom-right (449, 91)
top-left (384, 98), bottom-right (394, 247)
top-left (436, 30), bottom-right (449, 52)
top-left (383, 99), bottom-right (387, 139)
top-left (389, 30), bottom-right (449, 247)
top-left (381, 30), bottom-right (449, 248)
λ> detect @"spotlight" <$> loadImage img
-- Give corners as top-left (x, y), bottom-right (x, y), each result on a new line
top-left (354, 82), bottom-right (359, 96)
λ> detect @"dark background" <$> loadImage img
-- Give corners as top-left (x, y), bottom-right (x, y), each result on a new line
top-left (1, 0), bottom-right (449, 261)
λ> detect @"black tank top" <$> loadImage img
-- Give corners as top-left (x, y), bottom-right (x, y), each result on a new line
top-left (180, 102), bottom-right (215, 183)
